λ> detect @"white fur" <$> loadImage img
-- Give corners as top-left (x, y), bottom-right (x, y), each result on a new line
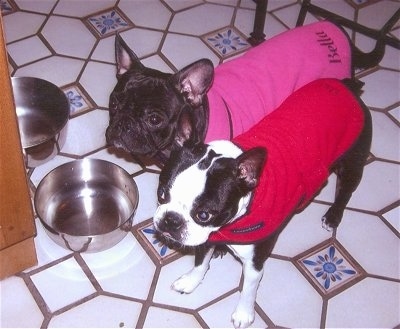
top-left (154, 141), bottom-right (250, 246)
top-left (229, 244), bottom-right (263, 328)
top-left (154, 140), bottom-right (261, 328)
top-left (171, 246), bottom-right (215, 293)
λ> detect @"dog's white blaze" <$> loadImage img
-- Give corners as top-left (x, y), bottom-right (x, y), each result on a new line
top-left (170, 159), bottom-right (208, 211)
top-left (208, 140), bottom-right (243, 158)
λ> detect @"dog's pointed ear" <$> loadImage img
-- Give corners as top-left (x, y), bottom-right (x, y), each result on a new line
top-left (115, 33), bottom-right (144, 77)
top-left (170, 59), bottom-right (214, 107)
top-left (174, 108), bottom-right (200, 147)
top-left (236, 147), bottom-right (267, 191)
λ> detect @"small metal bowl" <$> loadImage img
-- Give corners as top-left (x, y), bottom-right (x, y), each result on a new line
top-left (12, 77), bottom-right (69, 168)
top-left (34, 159), bottom-right (139, 253)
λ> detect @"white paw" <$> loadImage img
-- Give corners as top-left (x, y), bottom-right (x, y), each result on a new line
top-left (171, 273), bottom-right (202, 294)
top-left (321, 216), bottom-right (334, 232)
top-left (231, 308), bottom-right (255, 329)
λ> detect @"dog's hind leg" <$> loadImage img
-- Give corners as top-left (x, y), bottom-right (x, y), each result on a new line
top-left (171, 244), bottom-right (215, 294)
top-left (322, 105), bottom-right (372, 231)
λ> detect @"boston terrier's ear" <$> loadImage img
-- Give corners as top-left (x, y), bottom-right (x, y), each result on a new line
top-left (170, 59), bottom-right (214, 107)
top-left (115, 33), bottom-right (144, 77)
top-left (236, 147), bottom-right (267, 191)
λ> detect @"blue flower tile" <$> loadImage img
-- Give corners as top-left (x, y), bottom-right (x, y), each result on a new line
top-left (349, 0), bottom-right (371, 5)
top-left (1, 0), bottom-right (15, 15)
top-left (297, 242), bottom-right (363, 295)
top-left (135, 219), bottom-right (178, 264)
top-left (87, 9), bottom-right (130, 37)
top-left (62, 85), bottom-right (92, 116)
top-left (203, 27), bottom-right (250, 58)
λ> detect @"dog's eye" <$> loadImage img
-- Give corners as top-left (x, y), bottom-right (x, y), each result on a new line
top-left (148, 113), bottom-right (163, 127)
top-left (196, 211), bottom-right (213, 223)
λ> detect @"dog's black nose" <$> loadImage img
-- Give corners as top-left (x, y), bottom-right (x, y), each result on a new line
top-left (160, 212), bottom-right (184, 232)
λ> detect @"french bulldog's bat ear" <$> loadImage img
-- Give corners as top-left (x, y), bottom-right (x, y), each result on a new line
top-left (171, 59), bottom-right (214, 107)
top-left (174, 108), bottom-right (200, 147)
top-left (115, 33), bottom-right (144, 77)
top-left (236, 147), bottom-right (267, 190)
top-left (175, 109), bottom-right (193, 147)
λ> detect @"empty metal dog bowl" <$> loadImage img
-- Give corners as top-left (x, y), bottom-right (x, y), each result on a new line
top-left (34, 159), bottom-right (139, 253)
top-left (12, 77), bottom-right (69, 167)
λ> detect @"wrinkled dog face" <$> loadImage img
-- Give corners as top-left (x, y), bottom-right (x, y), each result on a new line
top-left (105, 34), bottom-right (215, 162)
top-left (106, 69), bottom-right (184, 157)
top-left (153, 139), bottom-right (263, 246)
top-left (105, 35), bottom-right (185, 158)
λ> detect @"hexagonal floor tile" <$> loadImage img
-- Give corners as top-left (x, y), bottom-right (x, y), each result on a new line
top-left (7, 36), bottom-right (51, 66)
top-left (169, 3), bottom-right (234, 36)
top-left (132, 171), bottom-right (160, 224)
top-left (162, 33), bottom-right (219, 69)
top-left (118, 0), bottom-right (171, 30)
top-left (360, 69), bottom-right (400, 108)
top-left (326, 277), bottom-right (400, 328)
top-left (336, 210), bottom-right (400, 279)
top-left (272, 202), bottom-right (334, 257)
top-left (15, 56), bottom-right (85, 87)
top-left (199, 292), bottom-right (268, 328)
top-left (357, 1), bottom-right (400, 30)
top-left (42, 16), bottom-right (96, 58)
top-left (53, 0), bottom-right (117, 17)
top-left (87, 148), bottom-right (143, 175)
top-left (116, 28), bottom-right (164, 58)
top-left (79, 61), bottom-right (116, 107)
top-left (370, 110), bottom-right (400, 162)
top-left (0, 276), bottom-right (44, 328)
top-left (257, 258), bottom-right (323, 328)
top-left (347, 161), bottom-right (399, 212)
top-left (48, 295), bottom-right (143, 327)
top-left (61, 109), bottom-right (109, 156)
top-left (30, 257), bottom-right (97, 312)
top-left (82, 235), bottom-right (156, 299)
top-left (144, 306), bottom-right (201, 328)
top-left (152, 253), bottom-right (242, 309)
top-left (3, 12), bottom-right (46, 42)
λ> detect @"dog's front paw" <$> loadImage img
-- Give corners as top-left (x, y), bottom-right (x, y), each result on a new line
top-left (171, 271), bottom-right (203, 294)
top-left (231, 308), bottom-right (255, 329)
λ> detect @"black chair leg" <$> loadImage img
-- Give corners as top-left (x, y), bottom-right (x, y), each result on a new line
top-left (248, 0), bottom-right (268, 46)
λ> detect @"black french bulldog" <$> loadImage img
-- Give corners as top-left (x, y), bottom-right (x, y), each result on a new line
top-left (106, 21), bottom-right (378, 165)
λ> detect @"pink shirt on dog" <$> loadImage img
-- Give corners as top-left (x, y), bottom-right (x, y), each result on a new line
top-left (205, 21), bottom-right (352, 142)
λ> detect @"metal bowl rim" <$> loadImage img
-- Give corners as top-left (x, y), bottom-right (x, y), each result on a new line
top-left (34, 159), bottom-right (139, 238)
top-left (12, 76), bottom-right (70, 148)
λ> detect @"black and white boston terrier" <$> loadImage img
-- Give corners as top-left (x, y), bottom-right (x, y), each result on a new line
top-left (153, 79), bottom-right (372, 328)
top-left (105, 20), bottom-right (377, 165)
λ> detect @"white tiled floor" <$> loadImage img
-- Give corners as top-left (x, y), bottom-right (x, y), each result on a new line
top-left (1, 0), bottom-right (399, 328)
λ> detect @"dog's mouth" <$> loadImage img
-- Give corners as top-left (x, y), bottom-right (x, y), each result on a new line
top-left (155, 230), bottom-right (186, 250)
top-left (106, 128), bottom-right (150, 154)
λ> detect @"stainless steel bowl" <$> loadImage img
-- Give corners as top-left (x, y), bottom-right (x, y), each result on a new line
top-left (12, 77), bottom-right (69, 167)
top-left (34, 159), bottom-right (139, 253)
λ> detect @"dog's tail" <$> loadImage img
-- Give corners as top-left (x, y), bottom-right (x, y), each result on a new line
top-left (342, 78), bottom-right (364, 97)
top-left (351, 9), bottom-right (400, 70)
